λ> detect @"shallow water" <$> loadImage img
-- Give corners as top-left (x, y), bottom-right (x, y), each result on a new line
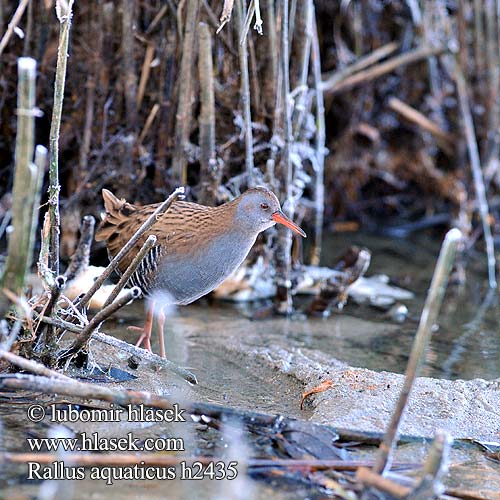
top-left (111, 230), bottom-right (499, 383)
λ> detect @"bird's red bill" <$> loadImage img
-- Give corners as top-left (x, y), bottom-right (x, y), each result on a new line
top-left (272, 211), bottom-right (306, 237)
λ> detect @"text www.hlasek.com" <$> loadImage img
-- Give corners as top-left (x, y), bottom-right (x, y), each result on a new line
top-left (27, 433), bottom-right (184, 452)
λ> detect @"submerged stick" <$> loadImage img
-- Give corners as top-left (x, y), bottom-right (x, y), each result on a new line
top-left (373, 228), bottom-right (462, 475)
top-left (0, 58), bottom-right (38, 318)
top-left (47, 0), bottom-right (74, 276)
top-left (455, 64), bottom-right (497, 289)
top-left (78, 187), bottom-right (184, 309)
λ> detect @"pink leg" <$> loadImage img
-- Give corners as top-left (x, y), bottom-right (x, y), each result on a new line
top-left (132, 301), bottom-right (155, 352)
top-left (157, 307), bottom-right (166, 358)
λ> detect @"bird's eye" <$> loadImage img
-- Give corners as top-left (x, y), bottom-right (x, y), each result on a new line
top-left (260, 203), bottom-right (269, 210)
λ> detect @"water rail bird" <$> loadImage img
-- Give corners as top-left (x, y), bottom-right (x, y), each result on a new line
top-left (96, 187), bottom-right (306, 357)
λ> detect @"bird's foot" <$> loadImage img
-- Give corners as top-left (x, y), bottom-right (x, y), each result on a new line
top-left (127, 325), bottom-right (153, 353)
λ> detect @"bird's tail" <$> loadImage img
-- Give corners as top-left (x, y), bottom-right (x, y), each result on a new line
top-left (95, 189), bottom-right (138, 243)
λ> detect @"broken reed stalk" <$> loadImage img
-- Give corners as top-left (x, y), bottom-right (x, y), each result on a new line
top-left (411, 430), bottom-right (451, 496)
top-left (310, 6), bottom-right (325, 266)
top-left (291, 0), bottom-right (312, 139)
top-left (324, 45), bottom-right (444, 95)
top-left (122, 0), bottom-right (138, 131)
top-left (197, 22), bottom-right (218, 205)
top-left (359, 431), bottom-right (451, 498)
top-left (63, 215), bottom-right (96, 282)
top-left (102, 234), bottom-right (157, 308)
top-left (454, 63), bottom-right (497, 289)
top-left (137, 42), bottom-right (155, 109)
top-left (172, 0), bottom-right (199, 185)
top-left (388, 97), bottom-right (454, 155)
top-left (264, 0), bottom-right (278, 110)
top-left (0, 0), bottom-right (30, 56)
top-left (0, 58), bottom-right (39, 318)
top-left (47, 0), bottom-right (74, 276)
top-left (321, 41), bottom-right (399, 91)
top-left (236, 0), bottom-right (255, 185)
top-left (373, 228), bottom-right (462, 475)
top-left (218, 0), bottom-right (235, 33)
top-left (274, 0), bottom-right (294, 315)
top-left (78, 187), bottom-right (184, 310)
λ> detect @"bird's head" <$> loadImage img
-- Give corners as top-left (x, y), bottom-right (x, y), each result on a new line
top-left (234, 187), bottom-right (306, 237)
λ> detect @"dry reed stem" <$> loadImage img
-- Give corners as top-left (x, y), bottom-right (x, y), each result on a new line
top-left (373, 228), bottom-right (462, 474)
top-left (63, 215), bottom-right (96, 282)
top-left (0, 0), bottom-right (30, 56)
top-left (138, 102), bottom-right (160, 145)
top-left (0, 349), bottom-right (71, 380)
top-left (324, 45), bottom-right (444, 95)
top-left (47, 0), bottom-right (74, 276)
top-left (137, 42), bottom-right (155, 108)
top-left (274, 0), bottom-right (294, 314)
top-left (388, 97), bottom-right (454, 154)
top-left (122, 0), bottom-right (138, 131)
top-left (455, 63), bottom-right (497, 288)
top-left (62, 287), bottom-right (142, 356)
top-left (0, 58), bottom-right (38, 318)
top-left (172, 0), bottom-right (199, 185)
top-left (217, 0), bottom-right (235, 33)
top-left (321, 41), bottom-right (399, 90)
top-left (309, 6), bottom-right (324, 266)
top-left (197, 22), bottom-right (218, 205)
top-left (236, 0), bottom-right (255, 185)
